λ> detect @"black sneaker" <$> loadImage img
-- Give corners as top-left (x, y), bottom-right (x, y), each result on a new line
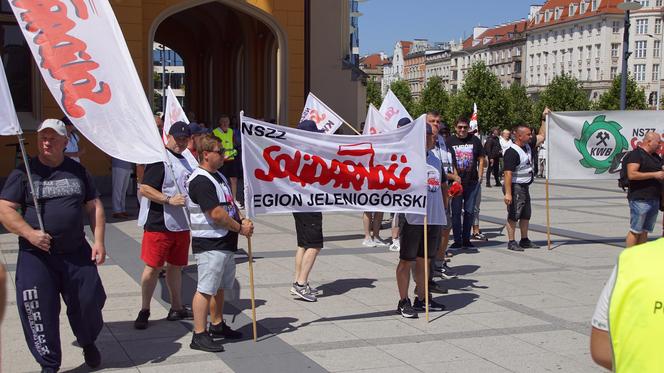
top-left (428, 280), bottom-right (448, 294)
top-left (396, 298), bottom-right (418, 318)
top-left (440, 263), bottom-right (458, 279)
top-left (507, 240), bottom-right (524, 251)
top-left (495, 182), bottom-right (502, 187)
top-left (134, 309), bottom-right (150, 329)
top-left (519, 238), bottom-right (540, 249)
top-left (167, 306), bottom-right (194, 321)
top-left (413, 296), bottom-right (446, 312)
top-left (209, 320), bottom-right (242, 339)
top-left (82, 343), bottom-right (101, 368)
top-left (462, 240), bottom-right (474, 248)
top-left (485, 183), bottom-right (492, 188)
top-left (449, 241), bottom-right (463, 249)
top-left (190, 332), bottom-right (225, 352)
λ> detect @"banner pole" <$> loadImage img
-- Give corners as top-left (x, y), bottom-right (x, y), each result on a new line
top-left (17, 134), bottom-right (44, 232)
top-left (247, 236), bottom-right (258, 341)
top-left (545, 113), bottom-right (552, 250)
top-left (423, 215), bottom-right (429, 322)
top-left (343, 121), bottom-right (361, 135)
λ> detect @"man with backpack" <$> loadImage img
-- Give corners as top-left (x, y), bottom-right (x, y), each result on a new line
top-left (623, 132), bottom-right (664, 247)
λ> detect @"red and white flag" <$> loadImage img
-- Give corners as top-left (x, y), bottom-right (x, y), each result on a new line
top-left (9, 0), bottom-right (165, 163)
top-left (362, 103), bottom-right (393, 135)
top-left (241, 113), bottom-right (428, 218)
top-left (379, 89), bottom-right (412, 129)
top-left (469, 103), bottom-right (478, 132)
top-left (300, 93), bottom-right (344, 134)
top-left (163, 86), bottom-right (189, 143)
top-left (0, 59), bottom-right (21, 136)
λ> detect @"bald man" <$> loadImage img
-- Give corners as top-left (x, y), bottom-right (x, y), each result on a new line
top-left (624, 131), bottom-right (664, 247)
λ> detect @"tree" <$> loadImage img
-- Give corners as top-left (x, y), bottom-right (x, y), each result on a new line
top-left (505, 82), bottom-right (533, 128)
top-left (593, 74), bottom-right (648, 110)
top-left (533, 73), bottom-right (590, 126)
top-left (366, 77), bottom-right (382, 110)
top-left (417, 76), bottom-right (450, 119)
top-left (447, 61), bottom-right (509, 132)
top-left (389, 80), bottom-right (415, 115)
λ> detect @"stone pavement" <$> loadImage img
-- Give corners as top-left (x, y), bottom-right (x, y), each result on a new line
top-left (2, 179), bottom-right (659, 373)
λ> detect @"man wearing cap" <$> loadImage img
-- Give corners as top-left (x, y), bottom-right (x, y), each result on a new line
top-left (213, 115), bottom-right (242, 208)
top-left (135, 121), bottom-right (195, 329)
top-left (290, 120), bottom-right (325, 302)
top-left (185, 122), bottom-right (210, 165)
top-left (0, 119), bottom-right (107, 371)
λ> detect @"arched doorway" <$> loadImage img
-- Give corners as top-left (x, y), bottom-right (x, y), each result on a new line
top-left (148, 0), bottom-right (287, 127)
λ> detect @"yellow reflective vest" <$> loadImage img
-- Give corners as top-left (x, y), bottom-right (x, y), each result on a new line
top-left (213, 127), bottom-right (237, 160)
top-left (609, 238), bottom-right (664, 372)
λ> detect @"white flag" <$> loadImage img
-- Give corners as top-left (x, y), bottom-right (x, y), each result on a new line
top-left (300, 93), bottom-right (344, 134)
top-left (241, 114), bottom-right (428, 218)
top-left (469, 103), bottom-right (478, 132)
top-left (9, 0), bottom-right (165, 164)
top-left (379, 89), bottom-right (412, 129)
top-left (0, 59), bottom-right (21, 136)
top-left (163, 86), bottom-right (189, 143)
top-left (362, 103), bottom-right (394, 135)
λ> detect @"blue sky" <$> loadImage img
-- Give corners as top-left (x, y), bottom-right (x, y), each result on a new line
top-left (359, 0), bottom-right (539, 54)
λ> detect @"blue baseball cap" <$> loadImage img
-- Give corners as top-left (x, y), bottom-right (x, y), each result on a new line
top-left (169, 121), bottom-right (191, 137)
top-left (397, 117), bottom-right (412, 128)
top-left (297, 120), bottom-right (325, 133)
top-left (189, 122), bottom-right (211, 135)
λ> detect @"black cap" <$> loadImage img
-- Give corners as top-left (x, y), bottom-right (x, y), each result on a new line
top-left (397, 117), bottom-right (411, 128)
top-left (297, 120), bottom-right (325, 133)
top-left (169, 121), bottom-right (191, 137)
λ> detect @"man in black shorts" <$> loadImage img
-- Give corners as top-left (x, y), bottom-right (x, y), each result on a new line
top-left (290, 120), bottom-right (324, 302)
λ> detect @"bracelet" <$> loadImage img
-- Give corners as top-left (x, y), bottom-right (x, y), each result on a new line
top-left (165, 196), bottom-right (171, 205)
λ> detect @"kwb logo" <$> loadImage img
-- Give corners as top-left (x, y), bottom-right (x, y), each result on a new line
top-left (574, 115), bottom-right (629, 174)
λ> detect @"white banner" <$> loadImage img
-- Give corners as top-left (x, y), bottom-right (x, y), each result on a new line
top-left (300, 93), bottom-right (344, 134)
top-left (469, 103), bottom-right (478, 132)
top-left (240, 114), bottom-right (428, 217)
top-left (0, 59), bottom-right (21, 136)
top-left (362, 103), bottom-right (393, 135)
top-left (163, 86), bottom-right (189, 143)
top-left (548, 111), bottom-right (664, 179)
top-left (9, 0), bottom-right (165, 164)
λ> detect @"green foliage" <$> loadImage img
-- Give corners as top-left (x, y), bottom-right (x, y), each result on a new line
top-left (366, 78), bottom-right (382, 110)
top-left (389, 80), bottom-right (415, 115)
top-left (505, 82), bottom-right (533, 128)
top-left (593, 74), bottom-right (648, 110)
top-left (532, 73), bottom-right (590, 125)
top-left (417, 76), bottom-right (450, 119)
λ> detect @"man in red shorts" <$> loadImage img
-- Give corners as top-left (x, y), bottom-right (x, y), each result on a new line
top-left (135, 122), bottom-right (196, 329)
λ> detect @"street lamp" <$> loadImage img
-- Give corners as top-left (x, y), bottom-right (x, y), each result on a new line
top-left (618, 1), bottom-right (643, 110)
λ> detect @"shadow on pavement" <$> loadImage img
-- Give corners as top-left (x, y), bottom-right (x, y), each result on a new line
top-left (316, 278), bottom-right (377, 298)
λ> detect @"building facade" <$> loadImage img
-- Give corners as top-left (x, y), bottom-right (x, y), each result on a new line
top-left (628, 3), bottom-right (664, 106)
top-left (425, 48), bottom-right (452, 87)
top-left (381, 40), bottom-right (412, 96)
top-left (360, 52), bottom-right (389, 84)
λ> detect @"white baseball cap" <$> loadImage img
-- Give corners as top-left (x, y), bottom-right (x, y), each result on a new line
top-left (37, 119), bottom-right (67, 137)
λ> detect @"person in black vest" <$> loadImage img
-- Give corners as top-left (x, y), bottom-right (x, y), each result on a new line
top-left (484, 127), bottom-right (502, 187)
top-left (503, 118), bottom-right (546, 251)
top-left (0, 119), bottom-right (107, 372)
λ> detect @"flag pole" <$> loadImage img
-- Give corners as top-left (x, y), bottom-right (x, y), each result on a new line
top-left (17, 134), bottom-right (44, 232)
top-left (309, 93), bottom-right (361, 135)
top-left (423, 215), bottom-right (429, 322)
top-left (343, 121), bottom-right (361, 135)
top-left (545, 113), bottom-right (552, 250)
top-left (247, 235), bottom-right (257, 341)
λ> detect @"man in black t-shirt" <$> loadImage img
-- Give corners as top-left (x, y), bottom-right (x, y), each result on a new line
top-left (446, 117), bottom-right (485, 248)
top-left (186, 135), bottom-right (253, 352)
top-left (0, 119), bottom-right (107, 372)
top-left (625, 131), bottom-right (664, 247)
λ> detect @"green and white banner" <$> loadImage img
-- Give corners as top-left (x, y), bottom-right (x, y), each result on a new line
top-left (548, 111), bottom-right (664, 180)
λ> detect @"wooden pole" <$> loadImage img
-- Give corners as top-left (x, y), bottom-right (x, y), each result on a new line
top-left (247, 236), bottom-right (257, 341)
top-left (343, 121), bottom-right (361, 135)
top-left (423, 216), bottom-right (429, 322)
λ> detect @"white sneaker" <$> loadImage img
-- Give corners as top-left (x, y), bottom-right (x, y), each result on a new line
top-left (372, 237), bottom-right (389, 247)
top-left (389, 240), bottom-right (400, 252)
top-left (362, 238), bottom-right (376, 247)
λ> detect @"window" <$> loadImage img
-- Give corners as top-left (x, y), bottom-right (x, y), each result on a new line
top-left (586, 45), bottom-right (593, 60)
top-left (613, 21), bottom-right (621, 33)
top-left (658, 0), bottom-right (663, 6)
top-left (611, 66), bottom-right (618, 79)
top-left (634, 64), bottom-right (647, 81)
top-left (596, 22), bottom-right (602, 35)
top-left (612, 43), bottom-right (620, 58)
top-left (635, 40), bottom-right (648, 58)
top-left (515, 47), bottom-right (521, 56)
top-left (569, 3), bottom-right (576, 15)
top-left (587, 24), bottom-right (592, 38)
top-left (592, 0), bottom-right (598, 11)
top-left (653, 64), bottom-right (660, 81)
top-left (596, 44), bottom-right (601, 59)
top-left (657, 19), bottom-right (662, 34)
top-left (655, 40), bottom-right (661, 58)
top-left (636, 19), bottom-right (649, 34)
top-left (638, 0), bottom-right (650, 6)
top-left (596, 67), bottom-right (600, 80)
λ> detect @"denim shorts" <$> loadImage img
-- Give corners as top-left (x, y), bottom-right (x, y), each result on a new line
top-left (195, 250), bottom-right (236, 295)
top-left (629, 199), bottom-right (659, 234)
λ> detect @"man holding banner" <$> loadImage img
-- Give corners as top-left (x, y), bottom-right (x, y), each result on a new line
top-left (0, 119), bottom-right (107, 371)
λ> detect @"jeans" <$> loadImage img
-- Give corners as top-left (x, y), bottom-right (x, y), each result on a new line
top-left (451, 182), bottom-right (479, 243)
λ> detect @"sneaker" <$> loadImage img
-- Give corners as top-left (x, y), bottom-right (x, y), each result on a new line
top-left (167, 306), bottom-right (194, 321)
top-left (485, 183), bottom-right (492, 188)
top-left (396, 298), bottom-right (418, 318)
top-left (449, 241), bottom-right (463, 249)
top-left (306, 283), bottom-right (320, 295)
top-left (507, 240), bottom-right (524, 251)
top-left (471, 232), bottom-right (488, 241)
top-left (209, 320), bottom-right (242, 339)
top-left (428, 280), bottom-right (448, 294)
top-left (388, 240), bottom-right (400, 252)
top-left (413, 296), bottom-right (446, 312)
top-left (462, 240), bottom-right (474, 248)
top-left (290, 283), bottom-right (317, 302)
top-left (372, 237), bottom-right (389, 247)
top-left (236, 202), bottom-right (244, 210)
top-left (82, 343), bottom-right (101, 368)
top-left (495, 182), bottom-right (502, 187)
top-left (134, 309), bottom-right (150, 329)
top-left (361, 238), bottom-right (376, 247)
top-left (519, 238), bottom-right (540, 249)
top-left (190, 331), bottom-right (225, 352)
top-left (440, 263), bottom-right (458, 279)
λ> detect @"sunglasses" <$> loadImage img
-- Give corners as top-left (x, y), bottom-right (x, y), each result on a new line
top-left (456, 126), bottom-right (469, 129)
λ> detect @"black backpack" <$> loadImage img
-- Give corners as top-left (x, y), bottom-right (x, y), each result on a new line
top-left (617, 151), bottom-right (631, 191)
